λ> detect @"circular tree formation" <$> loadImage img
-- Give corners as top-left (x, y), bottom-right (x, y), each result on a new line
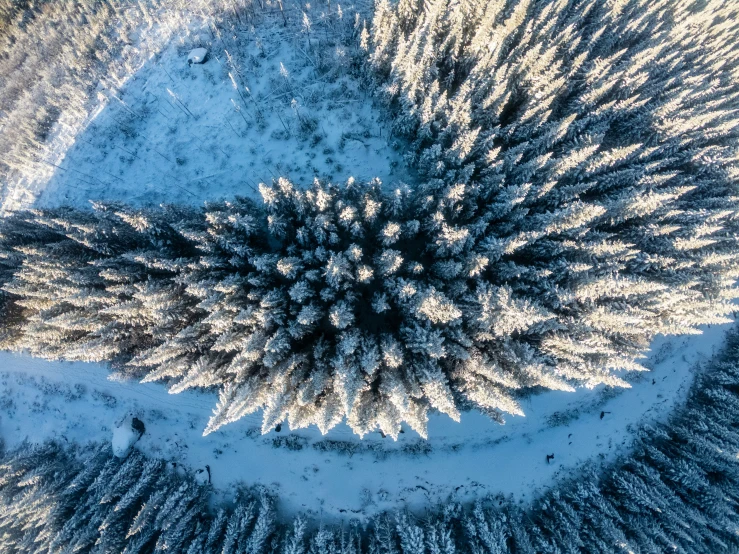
top-left (1, 0), bottom-right (739, 439)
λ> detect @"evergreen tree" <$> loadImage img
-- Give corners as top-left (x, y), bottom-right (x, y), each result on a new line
top-left (3, 0), bottom-right (739, 438)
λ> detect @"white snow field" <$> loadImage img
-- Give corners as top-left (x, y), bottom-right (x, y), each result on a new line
top-left (0, 320), bottom-right (730, 521)
top-left (10, 4), bottom-right (406, 212)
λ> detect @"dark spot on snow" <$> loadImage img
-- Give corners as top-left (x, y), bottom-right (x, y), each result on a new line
top-left (92, 390), bottom-right (117, 408)
top-left (275, 423), bottom-right (282, 432)
top-left (272, 435), bottom-right (306, 451)
top-left (131, 417), bottom-right (145, 436)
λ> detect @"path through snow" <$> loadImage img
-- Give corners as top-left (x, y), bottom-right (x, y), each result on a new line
top-left (0, 321), bottom-right (730, 521)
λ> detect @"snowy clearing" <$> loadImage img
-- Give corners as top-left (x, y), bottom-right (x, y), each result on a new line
top-left (27, 9), bottom-right (406, 211)
top-left (0, 321), bottom-right (730, 521)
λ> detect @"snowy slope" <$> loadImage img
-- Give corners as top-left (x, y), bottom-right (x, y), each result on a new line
top-left (0, 321), bottom-right (730, 521)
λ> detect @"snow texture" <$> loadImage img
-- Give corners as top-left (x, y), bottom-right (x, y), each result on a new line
top-left (193, 467), bottom-right (210, 485)
top-left (24, 12), bottom-right (405, 211)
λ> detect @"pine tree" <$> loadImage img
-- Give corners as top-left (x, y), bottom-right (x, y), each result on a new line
top-left (2, 0), bottom-right (739, 442)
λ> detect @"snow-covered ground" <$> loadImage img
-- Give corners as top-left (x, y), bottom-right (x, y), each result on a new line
top-left (0, 321), bottom-right (730, 521)
top-left (26, 9), bottom-right (406, 210)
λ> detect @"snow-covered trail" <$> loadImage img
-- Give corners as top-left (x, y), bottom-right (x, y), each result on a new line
top-left (0, 321), bottom-right (730, 521)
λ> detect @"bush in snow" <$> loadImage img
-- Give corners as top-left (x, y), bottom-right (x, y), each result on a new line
top-left (112, 414), bottom-right (145, 458)
top-left (1, 0), bottom-right (739, 439)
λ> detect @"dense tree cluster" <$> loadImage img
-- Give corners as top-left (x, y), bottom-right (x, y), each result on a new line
top-left (1, 182), bottom-right (550, 438)
top-left (0, 442), bottom-right (280, 554)
top-left (1, 0), bottom-right (144, 209)
top-left (2, 0), bottom-right (739, 439)
top-left (3, 327), bottom-right (739, 553)
top-left (3, 0), bottom-right (739, 550)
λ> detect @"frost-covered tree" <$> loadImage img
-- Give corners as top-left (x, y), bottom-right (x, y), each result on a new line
top-left (1, 154), bottom-right (739, 440)
top-left (2, 0), bottom-right (739, 439)
top-left (0, 442), bottom-right (277, 554)
top-left (362, 0), bottom-right (739, 423)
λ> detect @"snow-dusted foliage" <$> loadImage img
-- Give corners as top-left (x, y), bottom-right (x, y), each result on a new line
top-left (362, 0), bottom-right (739, 417)
top-left (2, 328), bottom-right (739, 552)
top-left (0, 172), bottom-right (731, 442)
top-left (2, 185), bottom-right (473, 439)
top-left (2, 0), bottom-right (739, 439)
top-left (0, 443), bottom-right (278, 554)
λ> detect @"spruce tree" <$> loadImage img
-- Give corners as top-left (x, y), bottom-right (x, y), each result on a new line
top-left (1, 0), bottom-right (739, 440)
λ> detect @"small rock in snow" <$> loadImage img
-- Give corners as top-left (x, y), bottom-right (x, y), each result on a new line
top-left (187, 48), bottom-right (208, 65)
top-left (132, 416), bottom-right (146, 435)
top-left (112, 414), bottom-right (145, 458)
top-left (194, 468), bottom-right (209, 485)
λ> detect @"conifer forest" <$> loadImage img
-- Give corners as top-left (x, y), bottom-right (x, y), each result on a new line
top-left (0, 0), bottom-right (738, 551)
